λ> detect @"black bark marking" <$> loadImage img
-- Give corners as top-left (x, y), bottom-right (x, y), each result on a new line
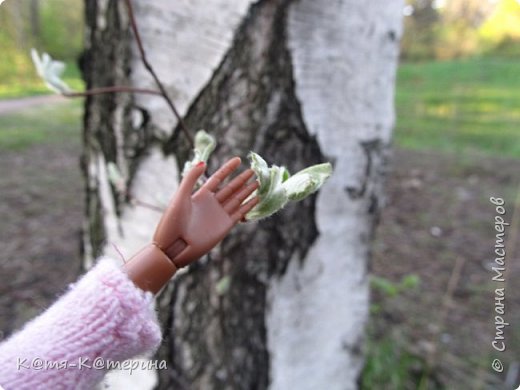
top-left (157, 1), bottom-right (324, 388)
top-left (83, 0), bottom-right (134, 257)
top-left (83, 1), bottom-right (342, 388)
top-left (83, 1), bottom-right (160, 256)
top-left (345, 139), bottom-right (381, 200)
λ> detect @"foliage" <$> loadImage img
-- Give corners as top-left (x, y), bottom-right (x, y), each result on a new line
top-left (245, 153), bottom-right (332, 220)
top-left (479, 0), bottom-right (520, 57)
top-left (181, 131), bottom-right (333, 221)
top-left (0, 63), bottom-right (83, 100)
top-left (396, 57), bottom-right (520, 158)
top-left (31, 49), bottom-right (71, 94)
top-left (370, 274), bottom-right (420, 315)
top-left (181, 130), bottom-right (217, 178)
top-left (370, 274), bottom-right (420, 299)
top-left (435, 0), bottom-right (495, 59)
top-left (401, 0), bottom-right (520, 61)
top-left (363, 274), bottom-right (428, 389)
top-left (39, 0), bottom-right (84, 61)
top-left (0, 0), bottom-right (83, 99)
top-left (401, 0), bottom-right (440, 61)
top-left (361, 333), bottom-right (430, 390)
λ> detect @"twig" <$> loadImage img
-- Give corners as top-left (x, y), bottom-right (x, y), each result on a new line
top-left (440, 257), bottom-right (466, 324)
top-left (123, 0), bottom-right (194, 149)
top-left (63, 86), bottom-right (162, 97)
top-left (129, 196), bottom-right (165, 213)
top-left (419, 256), bottom-right (466, 390)
top-left (111, 242), bottom-right (127, 264)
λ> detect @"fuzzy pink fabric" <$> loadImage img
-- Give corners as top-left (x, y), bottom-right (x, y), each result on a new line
top-left (0, 257), bottom-right (162, 390)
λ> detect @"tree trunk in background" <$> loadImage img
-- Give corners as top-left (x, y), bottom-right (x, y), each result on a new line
top-left (29, 0), bottom-right (40, 40)
top-left (82, 1), bottom-right (403, 389)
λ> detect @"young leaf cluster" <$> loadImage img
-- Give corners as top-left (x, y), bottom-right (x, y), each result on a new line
top-left (183, 130), bottom-right (333, 221)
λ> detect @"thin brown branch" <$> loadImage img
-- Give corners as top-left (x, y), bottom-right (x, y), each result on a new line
top-left (419, 256), bottom-right (466, 390)
top-left (129, 196), bottom-right (165, 213)
top-left (124, 0), bottom-right (194, 149)
top-left (63, 86), bottom-right (162, 97)
top-left (111, 242), bottom-right (128, 264)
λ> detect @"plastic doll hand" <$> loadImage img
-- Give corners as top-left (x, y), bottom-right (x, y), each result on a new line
top-left (123, 157), bottom-right (259, 294)
top-left (153, 157), bottom-right (259, 268)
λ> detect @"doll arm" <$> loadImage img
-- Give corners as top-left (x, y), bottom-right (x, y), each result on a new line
top-left (123, 157), bottom-right (259, 294)
top-left (0, 258), bottom-right (161, 390)
top-left (0, 158), bottom-right (258, 389)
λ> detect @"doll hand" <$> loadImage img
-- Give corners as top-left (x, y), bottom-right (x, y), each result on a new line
top-left (153, 157), bottom-right (259, 268)
top-left (123, 157), bottom-right (258, 294)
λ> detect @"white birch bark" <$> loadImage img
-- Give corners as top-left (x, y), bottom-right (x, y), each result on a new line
top-left (266, 1), bottom-right (403, 389)
top-left (83, 1), bottom-right (403, 388)
top-left (89, 1), bottom-right (254, 387)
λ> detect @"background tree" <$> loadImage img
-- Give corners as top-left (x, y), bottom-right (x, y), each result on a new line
top-left (82, 0), bottom-right (403, 389)
top-left (479, 0), bottom-right (520, 57)
top-left (400, 0), bottom-right (504, 60)
top-left (436, 0), bottom-right (496, 58)
top-left (401, 0), bottom-right (440, 60)
top-left (0, 0), bottom-right (83, 96)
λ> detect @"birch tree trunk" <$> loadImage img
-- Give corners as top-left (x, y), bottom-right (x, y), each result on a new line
top-left (82, 1), bottom-right (403, 389)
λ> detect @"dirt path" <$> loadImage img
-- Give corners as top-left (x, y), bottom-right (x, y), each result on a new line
top-left (0, 95), bottom-right (68, 115)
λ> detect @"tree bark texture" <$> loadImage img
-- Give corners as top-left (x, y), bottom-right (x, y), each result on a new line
top-left (82, 1), bottom-right (403, 389)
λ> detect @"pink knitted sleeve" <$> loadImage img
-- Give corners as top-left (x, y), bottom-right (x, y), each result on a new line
top-left (0, 257), bottom-right (162, 390)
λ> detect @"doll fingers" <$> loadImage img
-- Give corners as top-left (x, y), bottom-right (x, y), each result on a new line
top-left (231, 196), bottom-right (259, 223)
top-left (216, 168), bottom-right (255, 203)
top-left (224, 181), bottom-right (259, 214)
top-left (203, 157), bottom-right (241, 193)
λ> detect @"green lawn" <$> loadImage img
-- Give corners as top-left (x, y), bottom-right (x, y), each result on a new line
top-left (395, 57), bottom-right (520, 158)
top-left (0, 64), bottom-right (84, 100)
top-left (1, 57), bottom-right (519, 158)
top-left (0, 100), bottom-right (82, 151)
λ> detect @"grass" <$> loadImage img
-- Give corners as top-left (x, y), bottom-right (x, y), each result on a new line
top-left (0, 99), bottom-right (83, 151)
top-left (0, 64), bottom-right (84, 100)
top-left (396, 57), bottom-right (520, 159)
top-left (362, 333), bottom-right (432, 390)
top-left (1, 57), bottom-right (518, 158)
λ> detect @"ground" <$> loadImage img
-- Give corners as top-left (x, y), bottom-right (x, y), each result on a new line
top-left (0, 77), bottom-right (518, 388)
top-left (0, 99), bottom-right (83, 338)
top-left (369, 148), bottom-right (520, 389)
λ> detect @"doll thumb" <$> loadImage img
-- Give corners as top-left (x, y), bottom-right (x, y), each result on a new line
top-left (179, 161), bottom-right (206, 195)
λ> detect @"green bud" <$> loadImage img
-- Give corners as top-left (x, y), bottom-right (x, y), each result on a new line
top-left (283, 163), bottom-right (332, 201)
top-left (182, 130), bottom-right (216, 178)
top-left (30, 49), bottom-right (71, 94)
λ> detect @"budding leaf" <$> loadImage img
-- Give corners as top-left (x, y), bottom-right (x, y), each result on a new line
top-left (245, 153), bottom-right (332, 221)
top-left (182, 130), bottom-right (216, 178)
top-left (181, 132), bottom-right (333, 221)
top-left (246, 154), bottom-right (289, 220)
top-left (248, 152), bottom-right (271, 197)
top-left (107, 162), bottom-right (127, 194)
top-left (30, 49), bottom-right (71, 94)
top-left (283, 163), bottom-right (332, 201)
top-left (215, 275), bottom-right (231, 295)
